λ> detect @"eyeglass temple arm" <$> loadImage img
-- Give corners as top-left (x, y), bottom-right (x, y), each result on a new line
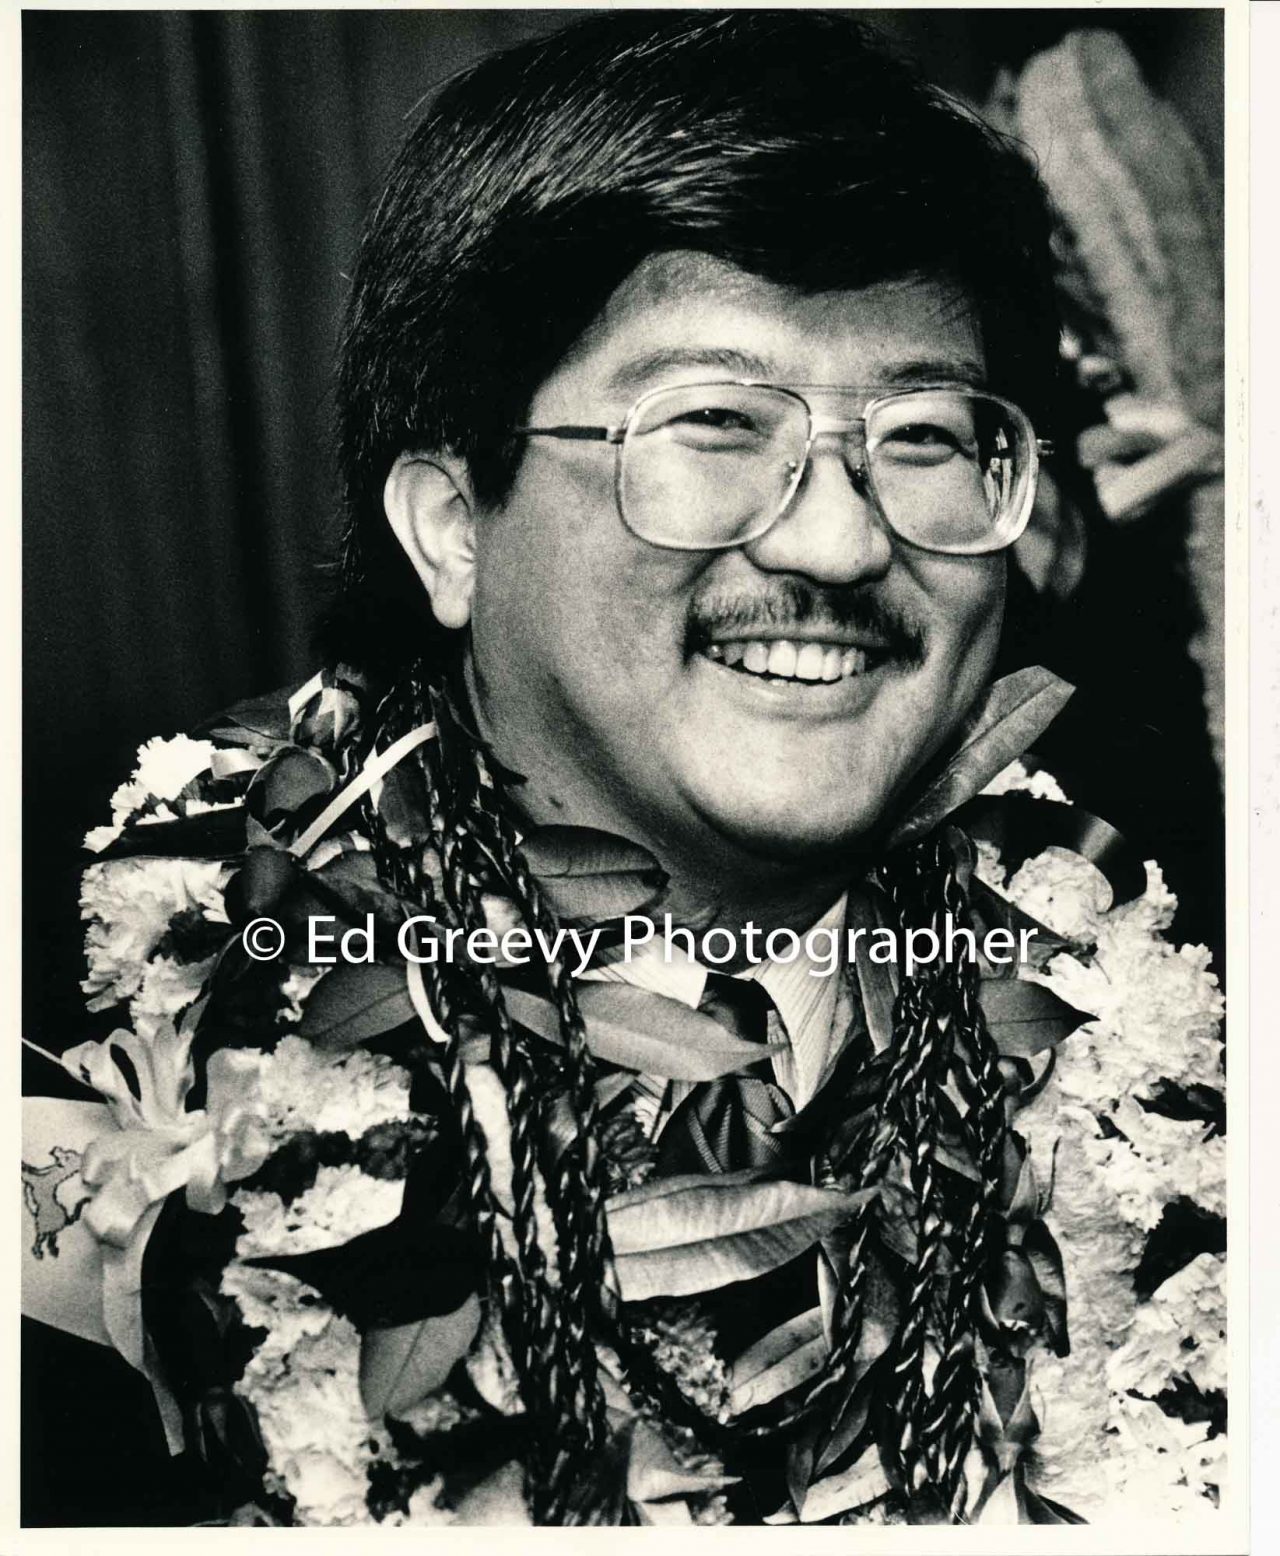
top-left (514, 424), bottom-right (624, 444)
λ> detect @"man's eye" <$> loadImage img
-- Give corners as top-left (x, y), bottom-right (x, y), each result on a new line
top-left (669, 407), bottom-right (759, 433)
top-left (650, 403), bottom-right (772, 451)
top-left (890, 421), bottom-right (963, 447)
top-left (879, 421), bottom-right (975, 461)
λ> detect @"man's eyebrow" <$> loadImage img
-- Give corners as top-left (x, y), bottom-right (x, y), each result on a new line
top-left (875, 358), bottom-right (988, 389)
top-left (603, 348), bottom-right (989, 394)
top-left (605, 345), bottom-right (774, 391)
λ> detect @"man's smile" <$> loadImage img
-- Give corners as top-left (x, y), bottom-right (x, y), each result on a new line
top-left (687, 639), bottom-right (910, 725)
top-left (685, 574), bottom-right (927, 694)
top-left (703, 638), bottom-right (873, 681)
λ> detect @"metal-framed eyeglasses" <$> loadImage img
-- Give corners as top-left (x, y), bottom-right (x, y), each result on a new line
top-left (515, 381), bottom-right (1053, 556)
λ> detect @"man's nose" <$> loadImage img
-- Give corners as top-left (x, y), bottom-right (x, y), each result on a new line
top-left (742, 441), bottom-right (893, 585)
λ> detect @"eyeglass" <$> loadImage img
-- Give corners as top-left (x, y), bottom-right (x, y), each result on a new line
top-left (515, 382), bottom-right (1052, 556)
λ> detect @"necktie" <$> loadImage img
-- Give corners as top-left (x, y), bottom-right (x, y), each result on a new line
top-left (654, 975), bottom-right (795, 1176)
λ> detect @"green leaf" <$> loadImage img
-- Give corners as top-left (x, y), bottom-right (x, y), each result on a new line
top-left (375, 762), bottom-right (432, 850)
top-left (519, 826), bottom-right (667, 925)
top-left (251, 1218), bottom-right (480, 1328)
top-left (875, 1175), bottom-right (949, 1267)
top-left (92, 806), bottom-right (247, 861)
top-left (729, 1307), bottom-right (826, 1415)
top-left (885, 667), bottom-right (1075, 849)
top-left (522, 825), bottom-right (660, 879)
top-left (780, 1045), bottom-right (887, 1157)
top-left (968, 878), bottom-right (1084, 973)
top-left (626, 1417), bottom-right (738, 1505)
top-left (195, 687), bottom-right (294, 748)
top-left (976, 1468), bottom-right (1022, 1525)
top-left (292, 677), bottom-right (364, 755)
top-left (247, 746), bottom-right (335, 829)
top-left (1004, 1365), bottom-right (1040, 1445)
top-left (935, 1093), bottom-right (981, 1183)
top-left (988, 1249), bottom-right (1045, 1356)
top-left (310, 849), bottom-right (418, 930)
top-left (359, 1291), bottom-right (481, 1418)
top-left (936, 1140), bottom-right (982, 1183)
top-left (1023, 1219), bottom-right (1070, 1357)
top-left (297, 963), bottom-right (415, 1052)
top-left (1021, 1479), bottom-right (1086, 1524)
top-left (503, 983), bottom-right (781, 1081)
top-left (1005, 1143), bottom-right (1041, 1224)
top-left (607, 1171), bottom-right (876, 1301)
top-left (451, 1461), bottom-right (531, 1525)
top-left (812, 1365), bottom-right (882, 1480)
top-left (997, 1132), bottom-right (1027, 1212)
top-left (811, 1247), bottom-right (900, 1475)
top-left (595, 1070), bottom-right (638, 1110)
top-left (980, 976), bottom-right (1094, 1058)
top-left (984, 1352), bottom-right (1030, 1430)
top-left (224, 846), bottom-right (301, 926)
top-left (786, 1423), bottom-right (816, 1514)
top-left (797, 1450), bottom-right (892, 1524)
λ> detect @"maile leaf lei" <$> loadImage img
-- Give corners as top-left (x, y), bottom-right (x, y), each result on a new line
top-left (45, 660), bottom-right (1129, 1527)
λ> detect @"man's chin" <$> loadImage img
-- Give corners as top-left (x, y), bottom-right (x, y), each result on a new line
top-left (682, 782), bottom-right (901, 872)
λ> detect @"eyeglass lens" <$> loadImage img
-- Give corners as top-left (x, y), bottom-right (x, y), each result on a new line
top-left (618, 384), bottom-right (1031, 553)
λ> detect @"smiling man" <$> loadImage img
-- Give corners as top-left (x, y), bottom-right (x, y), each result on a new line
top-left (301, 13), bottom-right (1074, 1520)
top-left (337, 13), bottom-right (1058, 943)
top-left (311, 12), bottom-right (1070, 1521)
top-left (29, 10), bottom-right (1115, 1531)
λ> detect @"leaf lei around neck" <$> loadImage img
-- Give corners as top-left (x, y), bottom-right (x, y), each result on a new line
top-left (52, 661), bottom-right (1223, 1525)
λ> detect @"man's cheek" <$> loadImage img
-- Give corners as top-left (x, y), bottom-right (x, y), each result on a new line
top-left (926, 572), bottom-right (1004, 685)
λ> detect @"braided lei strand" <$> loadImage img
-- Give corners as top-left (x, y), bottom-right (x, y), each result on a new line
top-left (35, 671), bottom-right (1225, 1525)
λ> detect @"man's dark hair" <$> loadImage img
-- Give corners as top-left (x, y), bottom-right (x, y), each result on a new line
top-left (331, 10), bottom-right (1059, 668)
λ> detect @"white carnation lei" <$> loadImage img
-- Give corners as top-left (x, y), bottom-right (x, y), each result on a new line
top-left (978, 762), bottom-right (1226, 1519)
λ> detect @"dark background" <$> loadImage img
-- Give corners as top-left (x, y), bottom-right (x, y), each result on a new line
top-left (22, 8), bottom-right (1224, 1526)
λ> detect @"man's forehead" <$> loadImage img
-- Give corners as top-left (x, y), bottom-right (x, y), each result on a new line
top-left (544, 250), bottom-right (987, 403)
top-left (609, 251), bottom-right (760, 310)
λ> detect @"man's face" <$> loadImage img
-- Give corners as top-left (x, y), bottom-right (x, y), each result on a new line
top-left (463, 254), bottom-right (1005, 874)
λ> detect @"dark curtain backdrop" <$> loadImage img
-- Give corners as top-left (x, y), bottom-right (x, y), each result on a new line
top-left (22, 10), bottom-right (1223, 1521)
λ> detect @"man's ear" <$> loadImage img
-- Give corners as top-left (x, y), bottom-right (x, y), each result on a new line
top-left (382, 454), bottom-right (477, 630)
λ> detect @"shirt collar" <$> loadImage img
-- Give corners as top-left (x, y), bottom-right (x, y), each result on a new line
top-left (742, 894), bottom-right (847, 1106)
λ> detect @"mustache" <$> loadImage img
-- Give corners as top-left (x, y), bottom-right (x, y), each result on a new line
top-left (687, 580), bottom-right (928, 667)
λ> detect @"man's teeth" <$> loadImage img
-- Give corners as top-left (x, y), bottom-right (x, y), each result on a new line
top-left (704, 640), bottom-right (870, 681)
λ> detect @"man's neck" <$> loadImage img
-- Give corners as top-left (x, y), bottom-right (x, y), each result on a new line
top-left (626, 846), bottom-right (856, 973)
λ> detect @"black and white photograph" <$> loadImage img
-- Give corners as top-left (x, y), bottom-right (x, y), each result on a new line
top-left (19, 4), bottom-right (1236, 1536)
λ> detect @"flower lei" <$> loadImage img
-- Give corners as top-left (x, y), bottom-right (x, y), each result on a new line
top-left (25, 667), bottom-right (1225, 1525)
